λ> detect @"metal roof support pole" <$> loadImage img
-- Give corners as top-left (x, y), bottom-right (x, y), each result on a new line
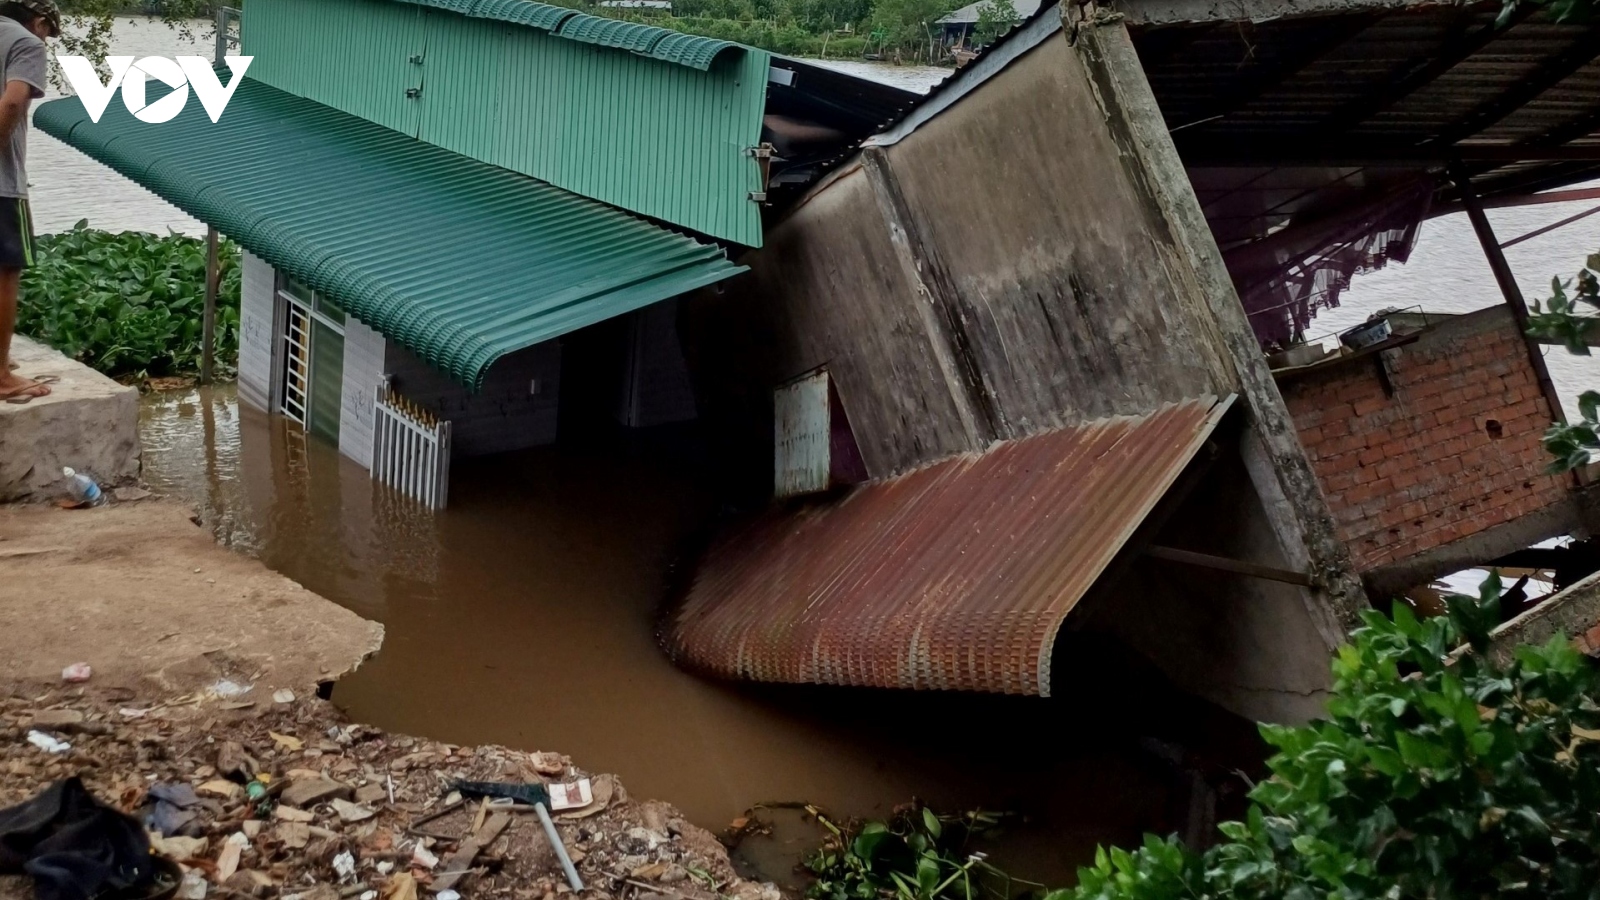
top-left (201, 227), bottom-right (218, 385)
top-left (200, 7), bottom-right (239, 387)
top-left (1448, 161), bottom-right (1570, 433)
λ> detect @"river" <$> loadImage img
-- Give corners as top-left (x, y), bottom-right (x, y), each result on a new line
top-left (37, 15), bottom-right (1599, 889)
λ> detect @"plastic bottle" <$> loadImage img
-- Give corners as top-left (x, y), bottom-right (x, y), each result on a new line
top-left (62, 467), bottom-right (105, 507)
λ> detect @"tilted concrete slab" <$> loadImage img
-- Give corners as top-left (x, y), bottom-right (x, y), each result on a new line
top-left (0, 499), bottom-right (384, 695)
top-left (0, 336), bottom-right (139, 502)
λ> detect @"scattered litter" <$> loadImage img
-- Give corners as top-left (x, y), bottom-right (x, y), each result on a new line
top-left (410, 845), bottom-right (438, 870)
top-left (26, 731), bottom-right (70, 753)
top-left (273, 689), bottom-right (296, 704)
top-left (379, 872), bottom-right (416, 900)
top-left (197, 779), bottom-right (242, 800)
top-left (119, 707), bottom-right (151, 719)
top-left (332, 851), bottom-right (357, 880)
top-left (60, 662), bottom-right (93, 683)
top-left (216, 832), bottom-right (249, 883)
top-left (376, 861), bottom-right (394, 876)
top-left (549, 778), bottom-right (593, 811)
top-left (435, 891), bottom-right (459, 900)
top-left (178, 871), bottom-right (208, 900)
top-left (61, 467), bottom-right (105, 508)
top-left (209, 680), bottom-right (252, 699)
top-left (270, 731), bottom-right (305, 751)
top-left (330, 798), bottom-right (376, 823)
top-left (360, 892), bottom-right (376, 900)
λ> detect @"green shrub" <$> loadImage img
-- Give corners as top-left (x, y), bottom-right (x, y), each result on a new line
top-left (1051, 573), bottom-right (1600, 899)
top-left (808, 574), bottom-right (1600, 899)
top-left (18, 222), bottom-right (241, 379)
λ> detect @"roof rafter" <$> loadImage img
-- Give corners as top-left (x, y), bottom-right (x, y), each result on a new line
top-left (1167, 14), bottom-right (1384, 132)
top-left (1423, 21), bottom-right (1600, 147)
top-left (1305, 6), bottom-right (1533, 137)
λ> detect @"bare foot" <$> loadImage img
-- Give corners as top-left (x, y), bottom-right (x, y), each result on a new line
top-left (0, 370), bottom-right (51, 402)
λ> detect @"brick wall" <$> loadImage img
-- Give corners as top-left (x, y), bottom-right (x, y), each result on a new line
top-left (1280, 307), bottom-right (1569, 572)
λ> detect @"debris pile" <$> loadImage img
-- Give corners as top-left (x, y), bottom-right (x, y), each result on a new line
top-left (0, 689), bottom-right (781, 900)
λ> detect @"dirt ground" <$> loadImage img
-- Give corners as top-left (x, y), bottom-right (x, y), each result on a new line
top-left (0, 499), bottom-right (383, 695)
top-left (0, 496), bottom-right (779, 900)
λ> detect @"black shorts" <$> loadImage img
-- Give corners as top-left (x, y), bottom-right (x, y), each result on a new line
top-left (0, 198), bottom-right (35, 269)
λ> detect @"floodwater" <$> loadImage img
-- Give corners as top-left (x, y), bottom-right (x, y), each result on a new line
top-left (139, 388), bottom-right (1258, 888)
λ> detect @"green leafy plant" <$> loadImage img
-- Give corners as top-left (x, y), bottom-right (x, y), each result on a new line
top-left (18, 222), bottom-right (241, 380)
top-left (972, 0), bottom-right (1019, 46)
top-left (806, 806), bottom-right (1032, 900)
top-left (1041, 572), bottom-right (1600, 899)
top-left (1524, 251), bottom-right (1600, 472)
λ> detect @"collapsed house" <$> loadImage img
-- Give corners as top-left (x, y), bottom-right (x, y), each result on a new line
top-left (37, 0), bottom-right (1600, 724)
top-left (664, 0), bottom-right (1600, 722)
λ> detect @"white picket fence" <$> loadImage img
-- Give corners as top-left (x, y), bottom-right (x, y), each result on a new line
top-left (371, 384), bottom-right (451, 510)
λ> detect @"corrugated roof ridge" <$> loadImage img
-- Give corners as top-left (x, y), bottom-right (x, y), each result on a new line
top-left (391, 0), bottom-right (746, 69)
top-left (33, 79), bottom-right (746, 390)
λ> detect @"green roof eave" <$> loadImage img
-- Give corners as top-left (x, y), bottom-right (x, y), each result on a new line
top-left (392, 0), bottom-right (743, 70)
top-left (33, 78), bottom-right (744, 389)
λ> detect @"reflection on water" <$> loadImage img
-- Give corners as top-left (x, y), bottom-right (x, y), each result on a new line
top-left (142, 385), bottom-right (1259, 888)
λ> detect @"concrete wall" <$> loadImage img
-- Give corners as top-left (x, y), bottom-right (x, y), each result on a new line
top-left (338, 317), bottom-right (387, 470)
top-left (238, 251), bottom-right (276, 413)
top-left (0, 336), bottom-right (140, 501)
top-left (1281, 308), bottom-right (1570, 575)
top-left (1092, 447), bottom-right (1335, 722)
top-left (687, 32), bottom-right (1233, 478)
top-left (386, 340), bottom-right (562, 457)
top-left (680, 9), bottom-right (1366, 721)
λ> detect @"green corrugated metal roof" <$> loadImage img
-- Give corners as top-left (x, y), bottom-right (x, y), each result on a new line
top-left (244, 0), bottom-right (770, 247)
top-left (390, 0), bottom-right (742, 69)
top-left (34, 77), bottom-right (744, 389)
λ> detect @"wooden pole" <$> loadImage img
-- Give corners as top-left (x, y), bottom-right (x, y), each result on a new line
top-left (201, 226), bottom-right (218, 385)
top-left (1449, 162), bottom-right (1566, 425)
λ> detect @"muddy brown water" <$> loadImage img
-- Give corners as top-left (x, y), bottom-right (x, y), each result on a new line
top-left (138, 386), bottom-right (1267, 889)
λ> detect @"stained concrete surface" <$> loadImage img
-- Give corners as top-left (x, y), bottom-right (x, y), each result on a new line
top-left (0, 498), bottom-right (383, 695)
top-left (0, 335), bottom-right (140, 502)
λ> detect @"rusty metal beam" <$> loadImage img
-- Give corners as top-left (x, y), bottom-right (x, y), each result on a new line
top-left (1449, 161), bottom-right (1569, 433)
top-left (1144, 544), bottom-right (1312, 586)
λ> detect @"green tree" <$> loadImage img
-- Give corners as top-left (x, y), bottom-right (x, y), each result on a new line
top-left (869, 0), bottom-right (952, 59)
top-left (1523, 251), bottom-right (1600, 472)
top-left (971, 0), bottom-right (1017, 46)
top-left (54, 1), bottom-right (217, 85)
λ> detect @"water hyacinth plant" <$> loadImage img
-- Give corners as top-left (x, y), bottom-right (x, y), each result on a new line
top-left (18, 222), bottom-right (241, 380)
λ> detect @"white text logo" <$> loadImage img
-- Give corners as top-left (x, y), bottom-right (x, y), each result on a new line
top-left (58, 56), bottom-right (254, 124)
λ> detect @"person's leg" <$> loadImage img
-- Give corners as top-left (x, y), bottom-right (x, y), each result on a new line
top-left (0, 197), bottom-right (46, 399)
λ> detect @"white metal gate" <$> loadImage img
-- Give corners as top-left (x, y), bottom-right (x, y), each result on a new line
top-left (371, 384), bottom-right (451, 510)
top-left (280, 301), bottom-right (311, 426)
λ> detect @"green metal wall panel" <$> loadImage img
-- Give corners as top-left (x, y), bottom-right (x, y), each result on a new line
top-left (245, 0), bottom-right (425, 136)
top-left (243, 0), bottom-right (768, 246)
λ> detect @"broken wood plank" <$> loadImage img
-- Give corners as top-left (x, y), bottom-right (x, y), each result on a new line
top-left (430, 813), bottom-right (511, 894)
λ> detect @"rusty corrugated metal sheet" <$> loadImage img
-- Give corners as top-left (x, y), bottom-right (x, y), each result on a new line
top-left (666, 396), bottom-right (1233, 696)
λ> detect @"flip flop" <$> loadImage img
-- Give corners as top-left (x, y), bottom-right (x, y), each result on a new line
top-left (0, 376), bottom-right (55, 404)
